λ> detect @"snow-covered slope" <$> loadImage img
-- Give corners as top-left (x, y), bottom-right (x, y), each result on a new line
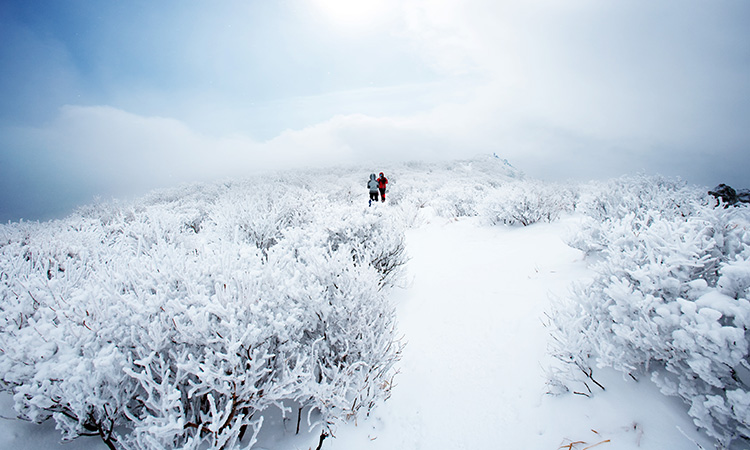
top-left (0, 157), bottom-right (747, 449)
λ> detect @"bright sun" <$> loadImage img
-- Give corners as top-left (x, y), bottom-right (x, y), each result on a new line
top-left (311, 0), bottom-right (389, 26)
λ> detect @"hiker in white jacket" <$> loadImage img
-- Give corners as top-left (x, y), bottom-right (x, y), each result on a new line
top-left (367, 173), bottom-right (379, 206)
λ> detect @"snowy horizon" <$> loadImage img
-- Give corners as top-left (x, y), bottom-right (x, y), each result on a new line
top-left (0, 153), bottom-right (740, 224)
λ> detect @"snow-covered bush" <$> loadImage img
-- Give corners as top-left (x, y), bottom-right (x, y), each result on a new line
top-left (369, 155), bottom-right (520, 223)
top-left (479, 180), bottom-right (577, 226)
top-left (575, 174), bottom-right (699, 223)
top-left (428, 157), bottom-right (523, 220)
top-left (570, 175), bottom-right (702, 254)
top-left (0, 177), bottom-right (405, 449)
top-left (548, 175), bottom-right (750, 447)
top-left (322, 207), bottom-right (407, 289)
top-left (209, 181), bottom-right (315, 257)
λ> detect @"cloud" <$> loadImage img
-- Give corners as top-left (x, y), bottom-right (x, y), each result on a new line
top-left (0, 100), bottom-right (478, 221)
top-left (0, 106), bottom-right (249, 220)
top-left (392, 0), bottom-right (750, 181)
top-left (1, 0), bottom-right (749, 222)
top-left (1, 104), bottom-right (437, 221)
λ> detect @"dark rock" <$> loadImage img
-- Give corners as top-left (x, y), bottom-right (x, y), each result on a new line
top-left (708, 184), bottom-right (750, 207)
top-left (709, 184), bottom-right (738, 205)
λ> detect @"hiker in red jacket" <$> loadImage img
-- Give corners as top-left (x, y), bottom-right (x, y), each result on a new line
top-left (377, 172), bottom-right (388, 202)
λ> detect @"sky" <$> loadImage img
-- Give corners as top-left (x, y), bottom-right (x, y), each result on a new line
top-left (1, 0), bottom-right (749, 222)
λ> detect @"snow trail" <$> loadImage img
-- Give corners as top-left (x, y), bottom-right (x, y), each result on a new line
top-left (333, 215), bottom-right (590, 448)
top-left (331, 215), bottom-right (715, 450)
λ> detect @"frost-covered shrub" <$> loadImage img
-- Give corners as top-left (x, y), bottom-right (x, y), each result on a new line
top-left (381, 155), bottom-right (520, 220)
top-left (576, 174), bottom-right (699, 223)
top-left (548, 175), bottom-right (750, 447)
top-left (0, 178), bottom-right (404, 449)
top-left (322, 207), bottom-right (407, 289)
top-left (479, 180), bottom-right (577, 226)
top-left (429, 181), bottom-right (487, 219)
top-left (570, 175), bottom-right (704, 254)
top-left (209, 182), bottom-right (314, 257)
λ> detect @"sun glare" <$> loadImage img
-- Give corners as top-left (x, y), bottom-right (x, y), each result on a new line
top-left (311, 0), bottom-right (389, 26)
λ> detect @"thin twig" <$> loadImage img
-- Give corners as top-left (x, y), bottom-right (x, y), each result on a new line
top-left (315, 430), bottom-right (329, 450)
top-left (582, 439), bottom-right (611, 450)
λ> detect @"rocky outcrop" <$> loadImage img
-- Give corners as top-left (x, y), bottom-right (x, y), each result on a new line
top-left (709, 184), bottom-right (750, 206)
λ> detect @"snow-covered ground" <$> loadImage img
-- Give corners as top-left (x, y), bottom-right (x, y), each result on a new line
top-left (330, 213), bottom-right (714, 450)
top-left (0, 210), bottom-right (717, 449)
